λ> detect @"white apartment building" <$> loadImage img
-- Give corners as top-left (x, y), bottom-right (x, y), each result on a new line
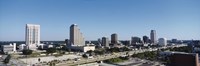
top-left (25, 24), bottom-right (40, 50)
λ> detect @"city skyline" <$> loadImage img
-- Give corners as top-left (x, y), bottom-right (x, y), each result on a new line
top-left (0, 0), bottom-right (200, 41)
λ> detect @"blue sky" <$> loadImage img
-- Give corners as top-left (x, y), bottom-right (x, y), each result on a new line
top-left (0, 0), bottom-right (200, 41)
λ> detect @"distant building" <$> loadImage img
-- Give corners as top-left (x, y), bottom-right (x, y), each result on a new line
top-left (98, 38), bottom-right (102, 45)
top-left (37, 44), bottom-right (45, 50)
top-left (70, 24), bottom-right (85, 46)
top-left (169, 53), bottom-right (199, 66)
top-left (65, 39), bottom-right (70, 47)
top-left (120, 40), bottom-right (131, 46)
top-left (111, 33), bottom-right (118, 44)
top-left (102, 37), bottom-right (109, 47)
top-left (1, 43), bottom-right (16, 54)
top-left (85, 41), bottom-right (91, 44)
top-left (70, 45), bottom-right (95, 52)
top-left (150, 30), bottom-right (157, 44)
top-left (25, 24), bottom-right (40, 50)
top-left (158, 38), bottom-right (167, 46)
top-left (13, 43), bottom-right (16, 52)
top-left (143, 36), bottom-right (149, 44)
top-left (37, 44), bottom-right (54, 50)
top-left (131, 37), bottom-right (142, 45)
top-left (18, 44), bottom-right (26, 51)
top-left (172, 39), bottom-right (178, 43)
top-left (68, 24), bottom-right (95, 52)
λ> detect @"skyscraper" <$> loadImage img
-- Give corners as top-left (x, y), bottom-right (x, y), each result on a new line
top-left (111, 33), bottom-right (118, 44)
top-left (143, 36), bottom-right (149, 44)
top-left (102, 37), bottom-right (109, 47)
top-left (70, 24), bottom-right (85, 46)
top-left (150, 30), bottom-right (157, 44)
top-left (25, 24), bottom-right (40, 50)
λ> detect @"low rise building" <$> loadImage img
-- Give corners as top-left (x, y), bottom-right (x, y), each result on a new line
top-left (70, 44), bottom-right (95, 52)
top-left (169, 53), bottom-right (199, 66)
top-left (158, 38), bottom-right (167, 46)
top-left (18, 44), bottom-right (26, 51)
top-left (1, 43), bottom-right (16, 54)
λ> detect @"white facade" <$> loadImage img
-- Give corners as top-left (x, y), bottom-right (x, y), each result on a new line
top-left (2, 45), bottom-right (13, 54)
top-left (2, 43), bottom-right (16, 54)
top-left (25, 24), bottom-right (40, 50)
top-left (158, 38), bottom-right (167, 46)
top-left (13, 43), bottom-right (16, 52)
top-left (70, 24), bottom-right (85, 46)
top-left (19, 44), bottom-right (26, 51)
top-left (83, 46), bottom-right (95, 52)
top-left (70, 45), bottom-right (95, 52)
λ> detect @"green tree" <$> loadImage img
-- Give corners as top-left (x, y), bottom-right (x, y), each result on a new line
top-left (109, 47), bottom-right (120, 52)
top-left (170, 46), bottom-right (192, 53)
top-left (82, 54), bottom-right (88, 58)
top-left (86, 50), bottom-right (95, 55)
top-left (3, 54), bottom-right (11, 65)
top-left (22, 49), bottom-right (33, 55)
top-left (94, 50), bottom-right (105, 55)
top-left (121, 47), bottom-right (130, 51)
top-left (46, 48), bottom-right (56, 54)
top-left (104, 58), bottom-right (123, 63)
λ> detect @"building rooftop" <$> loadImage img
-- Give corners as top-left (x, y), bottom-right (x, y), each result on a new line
top-left (26, 24), bottom-right (40, 27)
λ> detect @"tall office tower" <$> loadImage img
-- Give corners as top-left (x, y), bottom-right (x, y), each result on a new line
top-left (25, 24), bottom-right (40, 50)
top-left (150, 30), bottom-right (157, 44)
top-left (102, 37), bottom-right (109, 47)
top-left (143, 36), bottom-right (149, 44)
top-left (111, 33), bottom-right (118, 44)
top-left (70, 24), bottom-right (85, 46)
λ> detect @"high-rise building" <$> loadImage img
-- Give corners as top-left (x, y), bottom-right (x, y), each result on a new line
top-left (143, 36), bottom-right (149, 44)
top-left (111, 33), bottom-right (118, 44)
top-left (25, 24), bottom-right (40, 50)
top-left (150, 30), bottom-right (157, 44)
top-left (70, 24), bottom-right (85, 46)
top-left (102, 37), bottom-right (109, 47)
top-left (131, 37), bottom-right (142, 45)
top-left (158, 38), bottom-right (167, 46)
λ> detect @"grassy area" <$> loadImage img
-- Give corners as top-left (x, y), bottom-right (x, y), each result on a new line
top-left (104, 56), bottom-right (129, 63)
top-left (131, 51), bottom-right (157, 61)
top-left (53, 54), bottom-right (63, 57)
top-left (104, 58), bottom-right (124, 63)
top-left (30, 52), bottom-right (40, 57)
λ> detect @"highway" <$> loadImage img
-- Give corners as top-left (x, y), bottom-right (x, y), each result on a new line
top-left (57, 45), bottom-right (186, 66)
